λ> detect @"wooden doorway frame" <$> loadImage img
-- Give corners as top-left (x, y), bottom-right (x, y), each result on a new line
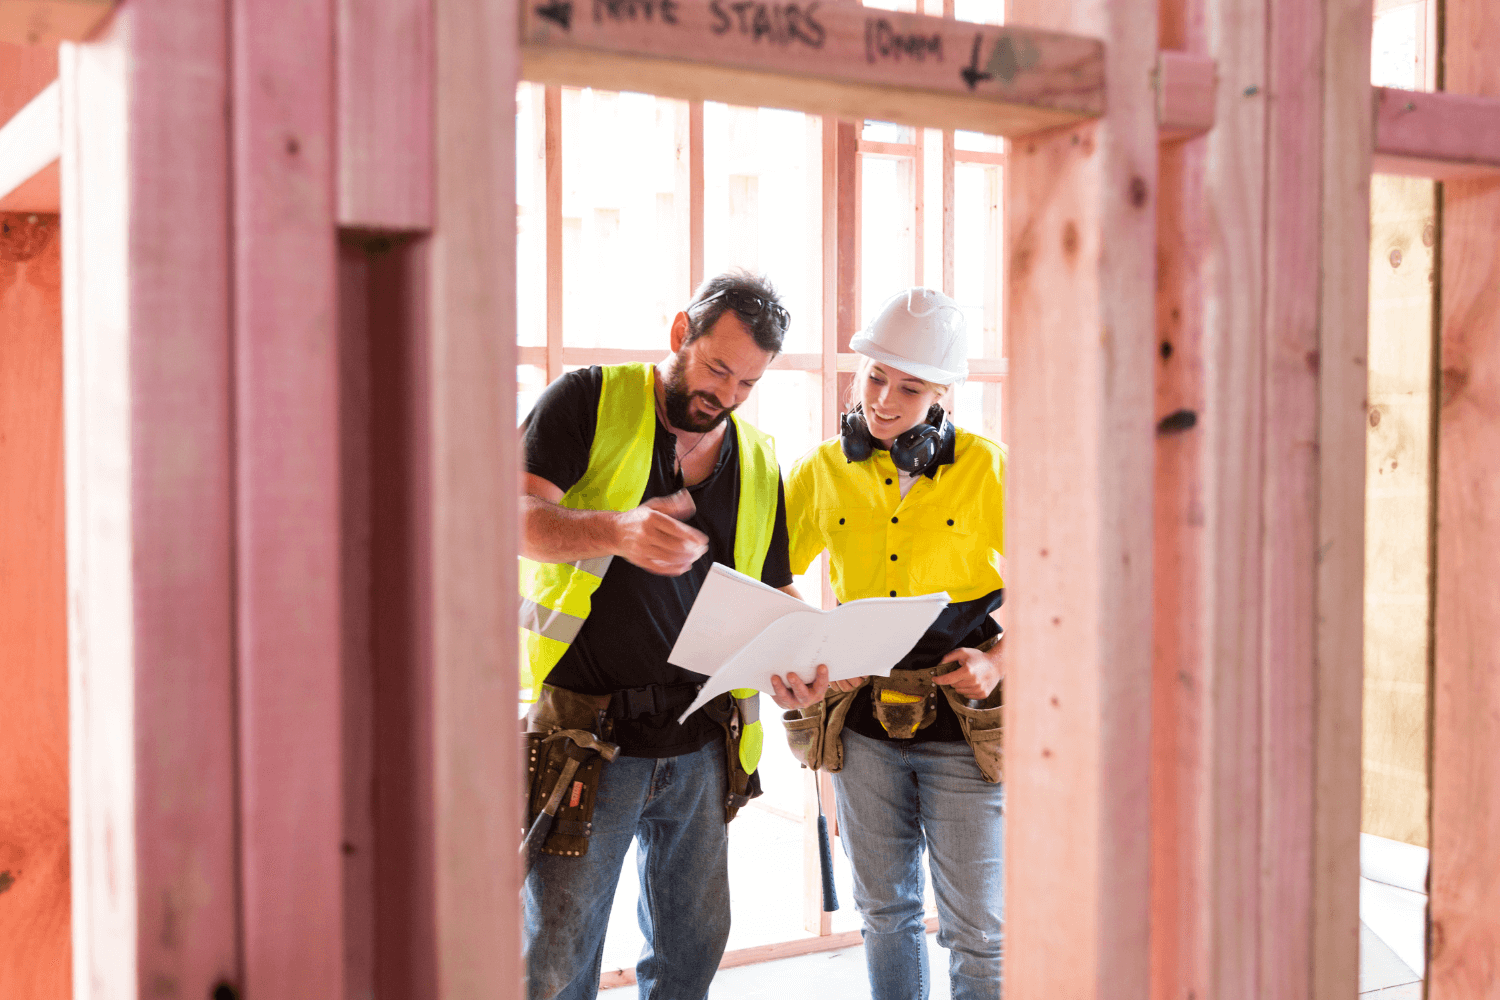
top-left (2, 0), bottom-right (1499, 995)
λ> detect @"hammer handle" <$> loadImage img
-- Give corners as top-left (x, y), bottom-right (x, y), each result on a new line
top-left (520, 755), bottom-right (583, 866)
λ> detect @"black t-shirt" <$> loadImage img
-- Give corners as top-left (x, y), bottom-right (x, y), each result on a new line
top-left (843, 588), bottom-right (1004, 743)
top-left (522, 366), bottom-right (794, 757)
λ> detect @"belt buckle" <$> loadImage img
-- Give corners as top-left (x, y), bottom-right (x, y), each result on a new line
top-left (620, 684), bottom-right (664, 719)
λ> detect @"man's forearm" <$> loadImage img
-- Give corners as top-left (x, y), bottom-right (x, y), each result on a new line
top-left (521, 495), bottom-right (622, 564)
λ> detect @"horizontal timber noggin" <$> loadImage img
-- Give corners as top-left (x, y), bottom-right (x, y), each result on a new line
top-left (521, 0), bottom-right (1104, 135)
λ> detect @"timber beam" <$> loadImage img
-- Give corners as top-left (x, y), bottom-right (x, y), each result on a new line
top-left (520, 1), bottom-right (1104, 136)
top-left (1156, 50), bottom-right (1215, 140)
top-left (13, 47), bottom-right (1500, 214)
top-left (0, 0), bottom-right (114, 45)
top-left (1373, 85), bottom-right (1500, 178)
top-left (0, 78), bottom-right (57, 211)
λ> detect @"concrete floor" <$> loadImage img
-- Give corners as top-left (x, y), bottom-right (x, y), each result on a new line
top-left (606, 923), bottom-right (1417, 998)
top-left (695, 935), bottom-right (954, 1000)
top-left (595, 716), bottom-right (1420, 997)
top-left (1359, 921), bottom-right (1422, 998)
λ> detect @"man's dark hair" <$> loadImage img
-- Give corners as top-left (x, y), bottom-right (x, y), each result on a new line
top-left (683, 271), bottom-right (788, 355)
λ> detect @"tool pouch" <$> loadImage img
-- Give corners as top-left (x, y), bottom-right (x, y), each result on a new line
top-left (702, 693), bottom-right (763, 823)
top-left (783, 681), bottom-right (864, 772)
top-left (524, 686), bottom-right (615, 858)
top-left (870, 668), bottom-right (940, 739)
top-left (937, 633), bottom-right (1005, 783)
top-left (782, 708), bottom-right (824, 770)
top-left (940, 680), bottom-right (1004, 783)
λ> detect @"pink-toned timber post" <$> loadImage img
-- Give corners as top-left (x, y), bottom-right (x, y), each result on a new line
top-left (60, 4), bottom-right (241, 996)
top-left (231, 0), bottom-right (345, 994)
top-left (1002, 0), bottom-right (1158, 996)
top-left (1432, 0), bottom-right (1500, 989)
top-left (428, 0), bottom-right (523, 994)
top-left (60, 0), bottom-right (522, 996)
top-left (1149, 0), bottom-right (1211, 994)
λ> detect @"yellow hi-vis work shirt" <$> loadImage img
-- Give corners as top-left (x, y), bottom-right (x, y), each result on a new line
top-left (785, 427), bottom-right (1005, 602)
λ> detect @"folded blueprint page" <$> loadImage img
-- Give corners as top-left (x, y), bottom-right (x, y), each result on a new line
top-left (670, 563), bottom-right (948, 723)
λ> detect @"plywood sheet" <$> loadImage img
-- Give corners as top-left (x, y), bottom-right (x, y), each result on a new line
top-left (1362, 173), bottom-right (1434, 850)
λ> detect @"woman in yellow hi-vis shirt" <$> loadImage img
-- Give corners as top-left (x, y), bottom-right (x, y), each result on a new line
top-left (772, 288), bottom-right (1006, 1000)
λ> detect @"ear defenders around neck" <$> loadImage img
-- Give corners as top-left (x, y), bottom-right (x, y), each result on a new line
top-left (840, 403), bottom-right (951, 476)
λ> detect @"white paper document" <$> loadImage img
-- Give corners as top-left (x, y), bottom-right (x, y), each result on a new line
top-left (670, 563), bottom-right (949, 723)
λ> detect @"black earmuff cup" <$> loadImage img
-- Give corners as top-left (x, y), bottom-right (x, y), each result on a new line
top-left (840, 409), bottom-right (874, 463)
top-left (840, 403), bottom-right (950, 477)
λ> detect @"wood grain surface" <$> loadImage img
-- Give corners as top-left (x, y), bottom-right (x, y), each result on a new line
top-left (1149, 0), bottom-right (1211, 995)
top-left (61, 5), bottom-right (242, 995)
top-left (1374, 87), bottom-right (1500, 179)
top-left (1431, 0), bottom-right (1500, 990)
top-left (231, 0), bottom-right (344, 993)
top-left (0, 212), bottom-right (68, 1000)
top-left (1003, 0), bottom-right (1158, 994)
top-left (430, 0), bottom-right (522, 993)
top-left (522, 2), bottom-right (1102, 135)
top-left (0, 1), bottom-right (114, 46)
top-left (0, 40), bottom-right (57, 125)
top-left (337, 0), bottom-right (433, 229)
top-left (1362, 174), bottom-right (1434, 851)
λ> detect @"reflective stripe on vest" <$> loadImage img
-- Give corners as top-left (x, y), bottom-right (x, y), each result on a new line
top-left (727, 413), bottom-right (777, 773)
top-left (519, 364), bottom-right (656, 700)
top-left (519, 364), bottom-right (780, 776)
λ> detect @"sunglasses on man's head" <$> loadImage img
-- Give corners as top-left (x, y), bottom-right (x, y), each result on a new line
top-left (696, 288), bottom-right (791, 333)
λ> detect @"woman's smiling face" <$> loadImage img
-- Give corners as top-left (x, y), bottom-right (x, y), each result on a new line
top-left (856, 360), bottom-right (945, 447)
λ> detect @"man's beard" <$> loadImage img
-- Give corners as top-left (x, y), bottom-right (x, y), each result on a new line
top-left (663, 357), bottom-right (736, 433)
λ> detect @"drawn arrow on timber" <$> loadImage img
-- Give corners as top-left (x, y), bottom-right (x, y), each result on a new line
top-left (536, 0), bottom-right (573, 30)
top-left (960, 34), bottom-right (993, 90)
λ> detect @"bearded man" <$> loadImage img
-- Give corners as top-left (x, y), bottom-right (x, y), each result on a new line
top-left (518, 272), bottom-right (829, 1000)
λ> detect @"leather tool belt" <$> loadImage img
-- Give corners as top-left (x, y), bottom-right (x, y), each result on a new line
top-left (606, 681), bottom-right (701, 721)
top-left (782, 633), bottom-right (1006, 783)
top-left (700, 693), bottom-right (763, 822)
top-left (523, 686), bottom-right (619, 862)
top-left (605, 680), bottom-right (761, 823)
top-left (523, 681), bottom-right (761, 864)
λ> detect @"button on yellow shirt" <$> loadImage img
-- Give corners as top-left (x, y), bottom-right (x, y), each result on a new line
top-left (785, 428), bottom-right (1005, 604)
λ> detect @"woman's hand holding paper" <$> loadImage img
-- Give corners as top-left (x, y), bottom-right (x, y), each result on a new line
top-left (770, 663), bottom-right (831, 710)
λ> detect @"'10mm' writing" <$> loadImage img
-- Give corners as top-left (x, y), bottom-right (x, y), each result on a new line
top-left (865, 17), bottom-right (943, 62)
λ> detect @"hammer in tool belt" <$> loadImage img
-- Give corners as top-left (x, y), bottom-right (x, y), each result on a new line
top-left (520, 729), bottom-right (620, 869)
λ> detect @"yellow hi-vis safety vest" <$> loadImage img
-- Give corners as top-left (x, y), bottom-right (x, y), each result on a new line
top-left (518, 362), bottom-right (779, 773)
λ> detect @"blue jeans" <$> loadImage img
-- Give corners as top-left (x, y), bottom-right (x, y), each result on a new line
top-left (833, 731), bottom-right (1005, 1000)
top-left (523, 739), bottom-right (731, 1000)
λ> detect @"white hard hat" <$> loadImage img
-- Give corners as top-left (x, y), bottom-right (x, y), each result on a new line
top-left (849, 288), bottom-right (968, 385)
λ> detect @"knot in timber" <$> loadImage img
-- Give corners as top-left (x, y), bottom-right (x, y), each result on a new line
top-left (1156, 409), bottom-right (1198, 435)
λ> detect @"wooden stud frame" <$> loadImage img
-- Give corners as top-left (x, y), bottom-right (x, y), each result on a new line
top-left (1002, 0), bottom-right (1157, 993)
top-left (0, 0), bottom-right (115, 46)
top-left (33, 0), bottom-right (1500, 994)
top-left (61, 5), bottom-right (240, 996)
top-left (1432, 0), bottom-right (1500, 989)
top-left (58, 0), bottom-right (516, 997)
top-left (1146, 0), bottom-right (1372, 991)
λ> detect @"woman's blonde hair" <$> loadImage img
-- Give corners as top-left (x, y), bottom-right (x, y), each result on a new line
top-left (845, 355), bottom-right (954, 411)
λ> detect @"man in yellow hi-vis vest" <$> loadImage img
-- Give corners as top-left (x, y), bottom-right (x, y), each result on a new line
top-left (520, 272), bottom-right (829, 1000)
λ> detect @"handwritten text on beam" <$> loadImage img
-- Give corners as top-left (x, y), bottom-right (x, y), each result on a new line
top-left (522, 0), bottom-right (1104, 135)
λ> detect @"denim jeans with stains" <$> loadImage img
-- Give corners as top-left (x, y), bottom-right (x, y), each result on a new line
top-left (524, 739), bottom-right (731, 1000)
top-left (833, 731), bottom-right (1006, 1000)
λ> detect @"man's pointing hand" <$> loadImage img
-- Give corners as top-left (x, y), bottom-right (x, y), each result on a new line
top-left (615, 490), bottom-right (709, 576)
